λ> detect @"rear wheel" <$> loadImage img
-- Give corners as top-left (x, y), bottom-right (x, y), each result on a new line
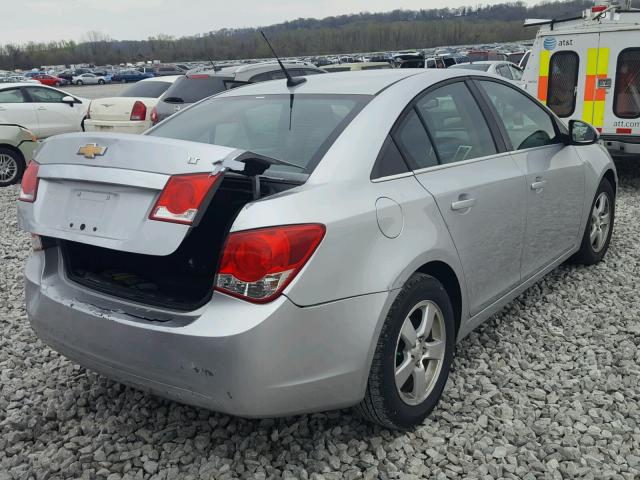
top-left (98, 79), bottom-right (105, 85)
top-left (356, 273), bottom-right (455, 430)
top-left (76, 80), bottom-right (83, 86)
top-left (0, 148), bottom-right (24, 187)
top-left (570, 178), bottom-right (615, 265)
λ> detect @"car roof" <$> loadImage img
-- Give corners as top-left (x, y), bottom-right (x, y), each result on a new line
top-left (0, 82), bottom-right (55, 89)
top-left (216, 69), bottom-right (467, 97)
top-left (139, 75), bottom-right (181, 84)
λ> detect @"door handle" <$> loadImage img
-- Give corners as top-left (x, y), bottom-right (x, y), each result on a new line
top-left (37, 106), bottom-right (47, 111)
top-left (451, 198), bottom-right (476, 211)
top-left (531, 180), bottom-right (547, 191)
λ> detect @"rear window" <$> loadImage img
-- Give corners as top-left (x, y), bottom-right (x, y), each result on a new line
top-left (119, 81), bottom-right (172, 98)
top-left (148, 94), bottom-right (369, 174)
top-left (162, 76), bottom-right (229, 104)
top-left (614, 49), bottom-right (640, 119)
top-left (547, 51), bottom-right (579, 118)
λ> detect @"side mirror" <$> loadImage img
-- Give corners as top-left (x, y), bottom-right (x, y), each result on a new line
top-left (569, 119), bottom-right (599, 145)
top-left (61, 95), bottom-right (77, 106)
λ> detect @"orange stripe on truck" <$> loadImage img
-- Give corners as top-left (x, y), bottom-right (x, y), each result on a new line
top-left (538, 50), bottom-right (551, 104)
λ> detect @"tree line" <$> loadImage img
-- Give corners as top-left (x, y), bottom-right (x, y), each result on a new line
top-left (0, 0), bottom-right (630, 69)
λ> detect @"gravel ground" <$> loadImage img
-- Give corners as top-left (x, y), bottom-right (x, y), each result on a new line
top-left (1, 160), bottom-right (639, 480)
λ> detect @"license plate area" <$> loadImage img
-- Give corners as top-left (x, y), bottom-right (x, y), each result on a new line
top-left (67, 190), bottom-right (117, 235)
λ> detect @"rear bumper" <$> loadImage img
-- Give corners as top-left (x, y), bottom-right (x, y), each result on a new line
top-left (601, 135), bottom-right (640, 158)
top-left (84, 120), bottom-right (149, 135)
top-left (25, 248), bottom-right (390, 417)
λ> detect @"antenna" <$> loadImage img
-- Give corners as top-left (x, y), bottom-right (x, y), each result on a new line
top-left (260, 30), bottom-right (306, 87)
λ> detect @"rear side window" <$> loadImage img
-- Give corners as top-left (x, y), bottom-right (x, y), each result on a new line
top-left (496, 64), bottom-right (514, 80)
top-left (0, 88), bottom-right (26, 103)
top-left (416, 82), bottom-right (497, 164)
top-left (162, 76), bottom-right (228, 104)
top-left (120, 81), bottom-right (172, 98)
top-left (614, 49), bottom-right (640, 118)
top-left (249, 70), bottom-right (287, 82)
top-left (547, 51), bottom-right (579, 117)
top-left (392, 110), bottom-right (438, 169)
top-left (371, 137), bottom-right (410, 179)
top-left (479, 80), bottom-right (559, 150)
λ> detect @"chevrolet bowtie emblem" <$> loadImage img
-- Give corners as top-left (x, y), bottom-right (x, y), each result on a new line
top-left (77, 143), bottom-right (107, 159)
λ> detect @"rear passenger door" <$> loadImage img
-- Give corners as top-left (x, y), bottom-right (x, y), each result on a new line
top-left (402, 80), bottom-right (527, 316)
top-left (476, 79), bottom-right (585, 280)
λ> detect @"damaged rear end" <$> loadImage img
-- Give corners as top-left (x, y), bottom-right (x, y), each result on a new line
top-left (18, 132), bottom-right (306, 311)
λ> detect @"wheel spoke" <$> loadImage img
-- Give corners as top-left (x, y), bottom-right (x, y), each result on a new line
top-left (416, 303), bottom-right (436, 338)
top-left (395, 357), bottom-right (414, 390)
top-left (600, 213), bottom-right (610, 227)
top-left (411, 365), bottom-right (428, 398)
top-left (400, 319), bottom-right (418, 348)
top-left (422, 339), bottom-right (445, 360)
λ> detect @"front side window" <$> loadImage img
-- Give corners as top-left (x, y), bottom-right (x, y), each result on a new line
top-left (509, 65), bottom-right (523, 81)
top-left (479, 80), bottom-right (559, 150)
top-left (25, 87), bottom-right (65, 103)
top-left (547, 51), bottom-right (579, 117)
top-left (416, 82), bottom-right (497, 164)
top-left (496, 64), bottom-right (514, 80)
top-left (614, 49), bottom-right (640, 118)
top-left (0, 88), bottom-right (26, 103)
top-left (148, 94), bottom-right (369, 174)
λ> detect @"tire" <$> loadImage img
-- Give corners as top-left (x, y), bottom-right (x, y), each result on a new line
top-left (0, 148), bottom-right (25, 187)
top-left (77, 80), bottom-right (83, 86)
top-left (98, 79), bottom-right (105, 85)
top-left (356, 273), bottom-right (456, 430)
top-left (569, 178), bottom-right (615, 265)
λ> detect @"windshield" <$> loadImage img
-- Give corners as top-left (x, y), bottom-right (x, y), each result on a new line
top-left (449, 63), bottom-right (491, 71)
top-left (148, 94), bottom-right (369, 173)
top-left (162, 76), bottom-right (229, 104)
top-left (119, 81), bottom-right (172, 98)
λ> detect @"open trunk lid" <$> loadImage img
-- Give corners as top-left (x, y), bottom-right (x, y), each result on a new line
top-left (17, 132), bottom-right (261, 256)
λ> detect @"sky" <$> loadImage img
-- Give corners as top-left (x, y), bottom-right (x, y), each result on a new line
top-left (3, 0), bottom-right (542, 45)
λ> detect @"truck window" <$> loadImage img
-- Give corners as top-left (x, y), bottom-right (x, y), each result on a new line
top-left (614, 49), bottom-right (640, 119)
top-left (547, 51), bottom-right (579, 117)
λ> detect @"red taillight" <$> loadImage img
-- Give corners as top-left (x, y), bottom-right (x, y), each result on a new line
top-left (86, 101), bottom-right (92, 120)
top-left (216, 224), bottom-right (326, 303)
top-left (130, 100), bottom-right (147, 121)
top-left (592, 5), bottom-right (607, 13)
top-left (150, 106), bottom-right (158, 125)
top-left (19, 161), bottom-right (40, 202)
top-left (149, 172), bottom-right (221, 224)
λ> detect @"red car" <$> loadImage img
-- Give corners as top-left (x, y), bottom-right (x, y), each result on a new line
top-left (33, 74), bottom-right (64, 87)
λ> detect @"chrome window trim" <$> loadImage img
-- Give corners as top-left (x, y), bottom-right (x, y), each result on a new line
top-left (371, 171), bottom-right (415, 183)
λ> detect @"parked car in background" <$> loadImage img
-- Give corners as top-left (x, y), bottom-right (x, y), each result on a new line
top-left (85, 76), bottom-right (179, 134)
top-left (0, 75), bottom-right (40, 84)
top-left (72, 73), bottom-right (108, 85)
top-left (0, 83), bottom-right (88, 137)
top-left (112, 70), bottom-right (154, 83)
top-left (0, 123), bottom-right (37, 186)
top-left (32, 74), bottom-right (66, 87)
top-left (19, 69), bottom-right (615, 429)
top-left (323, 62), bottom-right (391, 72)
top-left (153, 64), bottom-right (186, 77)
top-left (449, 61), bottom-right (524, 88)
top-left (153, 63), bottom-right (327, 124)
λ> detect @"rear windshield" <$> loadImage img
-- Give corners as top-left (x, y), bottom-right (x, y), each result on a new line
top-left (162, 76), bottom-right (229, 104)
top-left (148, 94), bottom-right (370, 174)
top-left (449, 63), bottom-right (491, 71)
top-left (119, 81), bottom-right (172, 98)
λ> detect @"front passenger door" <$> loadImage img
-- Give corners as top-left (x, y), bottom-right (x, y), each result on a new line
top-left (0, 87), bottom-right (38, 133)
top-left (404, 81), bottom-right (527, 316)
top-left (24, 87), bottom-right (82, 137)
top-left (477, 80), bottom-right (585, 280)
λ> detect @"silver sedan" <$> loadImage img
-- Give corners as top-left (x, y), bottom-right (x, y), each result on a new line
top-left (18, 69), bottom-right (615, 429)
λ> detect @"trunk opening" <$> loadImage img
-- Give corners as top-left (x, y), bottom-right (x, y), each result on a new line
top-left (59, 175), bottom-right (298, 311)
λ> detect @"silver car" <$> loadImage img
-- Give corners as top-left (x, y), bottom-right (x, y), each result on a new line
top-left (18, 69), bottom-right (616, 429)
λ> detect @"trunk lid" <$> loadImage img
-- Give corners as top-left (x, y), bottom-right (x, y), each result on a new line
top-left (17, 132), bottom-right (245, 256)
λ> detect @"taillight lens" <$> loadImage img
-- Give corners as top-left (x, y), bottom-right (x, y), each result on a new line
top-left (150, 106), bottom-right (158, 125)
top-left (86, 101), bottom-right (92, 119)
top-left (216, 224), bottom-right (326, 303)
top-left (130, 100), bottom-right (147, 121)
top-left (19, 161), bottom-right (40, 202)
top-left (149, 172), bottom-right (221, 225)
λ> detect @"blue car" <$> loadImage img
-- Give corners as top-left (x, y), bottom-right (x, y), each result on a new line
top-left (111, 70), bottom-right (154, 83)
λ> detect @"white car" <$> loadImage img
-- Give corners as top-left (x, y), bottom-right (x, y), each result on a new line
top-left (449, 61), bottom-right (525, 88)
top-left (72, 73), bottom-right (106, 86)
top-left (84, 76), bottom-right (179, 135)
top-left (0, 83), bottom-right (89, 138)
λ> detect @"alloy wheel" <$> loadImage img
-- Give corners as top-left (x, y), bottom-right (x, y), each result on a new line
top-left (394, 300), bottom-right (446, 405)
top-left (590, 192), bottom-right (611, 253)
top-left (0, 153), bottom-right (18, 184)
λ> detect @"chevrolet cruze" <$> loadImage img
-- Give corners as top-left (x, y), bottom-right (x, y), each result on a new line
top-left (18, 69), bottom-right (616, 429)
